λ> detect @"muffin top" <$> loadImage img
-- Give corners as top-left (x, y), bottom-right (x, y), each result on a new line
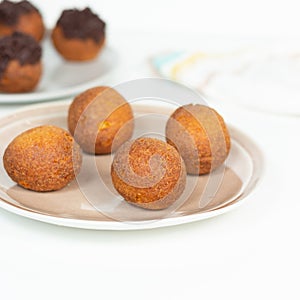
top-left (56, 7), bottom-right (105, 43)
top-left (0, 32), bottom-right (41, 77)
top-left (0, 0), bottom-right (39, 25)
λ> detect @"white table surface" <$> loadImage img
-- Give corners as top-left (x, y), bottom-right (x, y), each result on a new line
top-left (0, 30), bottom-right (299, 300)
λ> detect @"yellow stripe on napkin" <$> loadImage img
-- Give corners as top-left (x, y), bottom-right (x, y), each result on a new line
top-left (171, 52), bottom-right (207, 80)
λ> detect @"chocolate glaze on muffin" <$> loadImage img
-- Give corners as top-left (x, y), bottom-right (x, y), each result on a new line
top-left (0, 0), bottom-right (37, 25)
top-left (52, 7), bottom-right (106, 61)
top-left (0, 32), bottom-right (42, 93)
top-left (0, 0), bottom-right (45, 41)
top-left (57, 8), bottom-right (105, 43)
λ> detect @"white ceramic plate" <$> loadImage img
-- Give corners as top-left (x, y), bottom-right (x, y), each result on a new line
top-left (0, 33), bottom-right (118, 104)
top-left (0, 101), bottom-right (264, 230)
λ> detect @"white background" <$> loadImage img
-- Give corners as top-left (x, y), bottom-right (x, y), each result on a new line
top-left (1, 1), bottom-right (300, 299)
top-left (36, 0), bottom-right (300, 37)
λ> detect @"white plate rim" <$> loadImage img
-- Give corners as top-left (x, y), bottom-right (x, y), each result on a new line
top-left (0, 46), bottom-right (118, 104)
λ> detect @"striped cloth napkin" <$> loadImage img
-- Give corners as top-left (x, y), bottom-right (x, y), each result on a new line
top-left (152, 47), bottom-right (300, 115)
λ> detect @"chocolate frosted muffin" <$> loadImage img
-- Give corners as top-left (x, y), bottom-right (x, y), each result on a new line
top-left (0, 32), bottom-right (42, 93)
top-left (0, 0), bottom-right (45, 41)
top-left (51, 7), bottom-right (106, 61)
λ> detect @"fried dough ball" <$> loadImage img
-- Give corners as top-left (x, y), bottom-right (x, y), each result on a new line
top-left (166, 104), bottom-right (230, 175)
top-left (0, 0), bottom-right (45, 41)
top-left (68, 86), bottom-right (134, 154)
top-left (111, 138), bottom-right (186, 210)
top-left (3, 125), bottom-right (82, 192)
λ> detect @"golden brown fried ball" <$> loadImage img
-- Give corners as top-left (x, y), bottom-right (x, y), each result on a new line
top-left (111, 138), bottom-right (186, 210)
top-left (166, 104), bottom-right (230, 175)
top-left (68, 86), bottom-right (134, 155)
top-left (3, 125), bottom-right (82, 192)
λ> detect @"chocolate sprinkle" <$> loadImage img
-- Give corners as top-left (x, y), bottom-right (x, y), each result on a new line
top-left (56, 7), bottom-right (105, 43)
top-left (0, 32), bottom-right (41, 77)
top-left (0, 0), bottom-right (39, 26)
